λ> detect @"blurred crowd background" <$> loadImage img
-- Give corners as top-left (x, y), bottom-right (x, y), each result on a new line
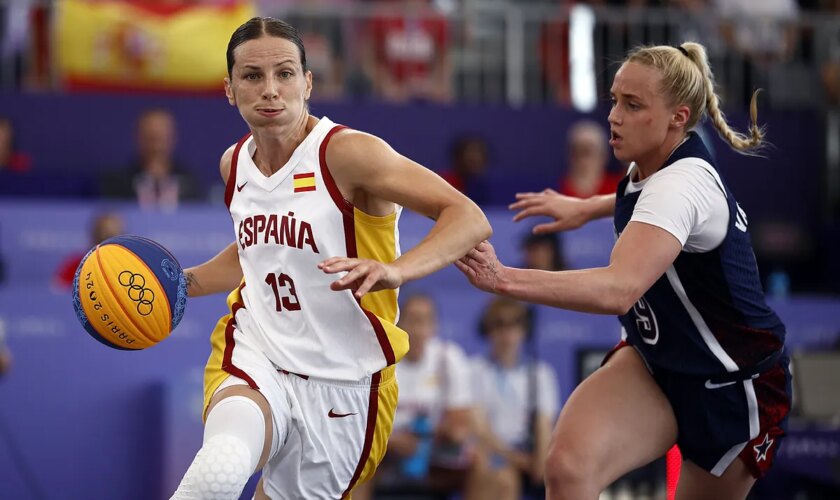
top-left (0, 1), bottom-right (839, 500)
top-left (2, 0), bottom-right (840, 293)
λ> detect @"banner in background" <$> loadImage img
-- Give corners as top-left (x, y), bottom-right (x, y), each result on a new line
top-left (55, 0), bottom-right (255, 92)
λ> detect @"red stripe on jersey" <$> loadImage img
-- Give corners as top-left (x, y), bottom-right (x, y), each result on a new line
top-left (342, 371), bottom-right (381, 499)
top-left (222, 283), bottom-right (259, 390)
top-left (319, 125), bottom-right (352, 215)
top-left (363, 310), bottom-right (396, 366)
top-left (294, 185), bottom-right (316, 193)
top-left (319, 124), bottom-right (397, 367)
top-left (293, 172), bottom-right (315, 180)
top-left (224, 133), bottom-right (252, 209)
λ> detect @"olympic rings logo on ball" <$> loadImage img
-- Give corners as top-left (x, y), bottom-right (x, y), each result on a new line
top-left (118, 271), bottom-right (155, 316)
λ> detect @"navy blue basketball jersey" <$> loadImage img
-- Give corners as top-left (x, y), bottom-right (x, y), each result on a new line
top-left (615, 132), bottom-right (785, 375)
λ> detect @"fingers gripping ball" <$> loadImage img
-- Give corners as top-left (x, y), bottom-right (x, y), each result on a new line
top-left (72, 235), bottom-right (187, 350)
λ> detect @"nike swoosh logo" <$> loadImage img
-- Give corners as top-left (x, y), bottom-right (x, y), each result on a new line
top-left (237, 181), bottom-right (248, 192)
top-left (704, 379), bottom-right (737, 389)
top-left (328, 408), bottom-right (357, 418)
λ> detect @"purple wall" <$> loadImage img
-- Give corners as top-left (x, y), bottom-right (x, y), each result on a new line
top-left (0, 94), bottom-right (825, 222)
top-left (0, 201), bottom-right (838, 499)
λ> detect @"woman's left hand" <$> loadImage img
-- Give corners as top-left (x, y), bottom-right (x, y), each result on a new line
top-left (319, 258), bottom-right (403, 298)
top-left (454, 240), bottom-right (506, 293)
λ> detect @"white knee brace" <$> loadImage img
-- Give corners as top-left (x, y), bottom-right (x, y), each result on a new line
top-left (171, 396), bottom-right (266, 499)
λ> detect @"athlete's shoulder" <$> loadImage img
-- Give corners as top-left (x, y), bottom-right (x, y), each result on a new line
top-left (219, 143), bottom-right (238, 183)
top-left (324, 128), bottom-right (398, 180)
top-left (662, 158), bottom-right (727, 197)
top-left (326, 127), bottom-right (382, 156)
top-left (670, 154), bottom-right (717, 171)
top-left (655, 158), bottom-right (716, 185)
top-left (220, 134), bottom-right (253, 184)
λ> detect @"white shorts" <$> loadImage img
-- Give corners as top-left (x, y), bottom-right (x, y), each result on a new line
top-left (204, 318), bottom-right (398, 500)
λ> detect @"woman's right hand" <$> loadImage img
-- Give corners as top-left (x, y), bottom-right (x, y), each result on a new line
top-left (509, 189), bottom-right (592, 234)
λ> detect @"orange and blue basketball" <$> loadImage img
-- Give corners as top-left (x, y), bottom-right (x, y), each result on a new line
top-left (72, 235), bottom-right (187, 350)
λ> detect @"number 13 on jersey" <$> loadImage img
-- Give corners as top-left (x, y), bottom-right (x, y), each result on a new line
top-left (265, 272), bottom-right (301, 312)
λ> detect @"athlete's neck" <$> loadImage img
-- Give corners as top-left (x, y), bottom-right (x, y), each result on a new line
top-left (250, 113), bottom-right (316, 177)
top-left (634, 131), bottom-right (688, 181)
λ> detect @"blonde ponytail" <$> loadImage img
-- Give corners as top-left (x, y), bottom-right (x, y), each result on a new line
top-left (627, 42), bottom-right (767, 155)
top-left (681, 42), bottom-right (766, 154)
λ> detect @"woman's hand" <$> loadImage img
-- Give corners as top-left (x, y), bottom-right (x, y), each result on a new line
top-left (319, 258), bottom-right (403, 298)
top-left (509, 189), bottom-right (593, 233)
top-left (454, 241), bottom-right (507, 294)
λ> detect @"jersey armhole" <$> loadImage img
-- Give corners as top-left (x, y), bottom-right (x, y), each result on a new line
top-left (319, 125), bottom-right (354, 215)
top-left (224, 133), bottom-right (252, 209)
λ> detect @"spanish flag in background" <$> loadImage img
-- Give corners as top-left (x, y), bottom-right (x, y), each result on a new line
top-left (55, 0), bottom-right (256, 92)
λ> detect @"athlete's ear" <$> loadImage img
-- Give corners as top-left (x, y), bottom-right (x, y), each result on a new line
top-left (671, 104), bottom-right (690, 130)
top-left (224, 77), bottom-right (235, 106)
top-left (304, 70), bottom-right (313, 101)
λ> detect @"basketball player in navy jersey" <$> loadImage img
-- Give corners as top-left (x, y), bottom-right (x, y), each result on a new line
top-left (458, 42), bottom-right (790, 499)
top-left (171, 17), bottom-right (491, 500)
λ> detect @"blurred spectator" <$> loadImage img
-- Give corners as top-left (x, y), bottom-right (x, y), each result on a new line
top-left (52, 211), bottom-right (125, 291)
top-left (538, 9), bottom-right (570, 106)
top-left (439, 134), bottom-right (490, 205)
top-left (100, 108), bottom-right (203, 210)
top-left (0, 116), bottom-right (31, 173)
top-left (365, 0), bottom-right (453, 103)
top-left (559, 120), bottom-right (622, 198)
top-left (521, 231), bottom-right (566, 271)
top-left (353, 293), bottom-right (479, 500)
top-left (0, 0), bottom-right (32, 88)
top-left (539, 0), bottom-right (663, 104)
top-left (715, 0), bottom-right (800, 63)
top-left (282, 0), bottom-right (351, 100)
top-left (714, 0), bottom-right (800, 103)
top-left (668, 0), bottom-right (724, 55)
top-left (470, 297), bottom-right (559, 500)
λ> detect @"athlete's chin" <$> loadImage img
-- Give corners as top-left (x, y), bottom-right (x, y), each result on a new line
top-left (612, 147), bottom-right (631, 163)
top-left (248, 115), bottom-right (290, 129)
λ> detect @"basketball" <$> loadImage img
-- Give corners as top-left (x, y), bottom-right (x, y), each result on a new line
top-left (72, 235), bottom-right (187, 350)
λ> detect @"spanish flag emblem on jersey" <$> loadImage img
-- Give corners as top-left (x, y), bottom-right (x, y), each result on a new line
top-left (293, 173), bottom-right (316, 193)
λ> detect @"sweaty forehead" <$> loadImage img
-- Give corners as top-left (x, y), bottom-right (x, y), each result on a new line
top-left (611, 62), bottom-right (662, 99)
top-left (233, 36), bottom-right (301, 68)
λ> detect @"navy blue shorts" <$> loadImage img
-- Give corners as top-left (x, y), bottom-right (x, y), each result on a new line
top-left (604, 341), bottom-right (792, 478)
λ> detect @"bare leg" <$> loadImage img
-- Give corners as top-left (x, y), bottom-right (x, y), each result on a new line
top-left (545, 346), bottom-right (677, 500)
top-left (675, 458), bottom-right (755, 500)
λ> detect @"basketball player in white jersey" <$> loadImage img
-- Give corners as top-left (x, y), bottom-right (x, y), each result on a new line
top-left (170, 17), bottom-right (491, 500)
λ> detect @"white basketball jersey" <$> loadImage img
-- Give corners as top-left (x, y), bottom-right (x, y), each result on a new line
top-left (223, 117), bottom-right (409, 381)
